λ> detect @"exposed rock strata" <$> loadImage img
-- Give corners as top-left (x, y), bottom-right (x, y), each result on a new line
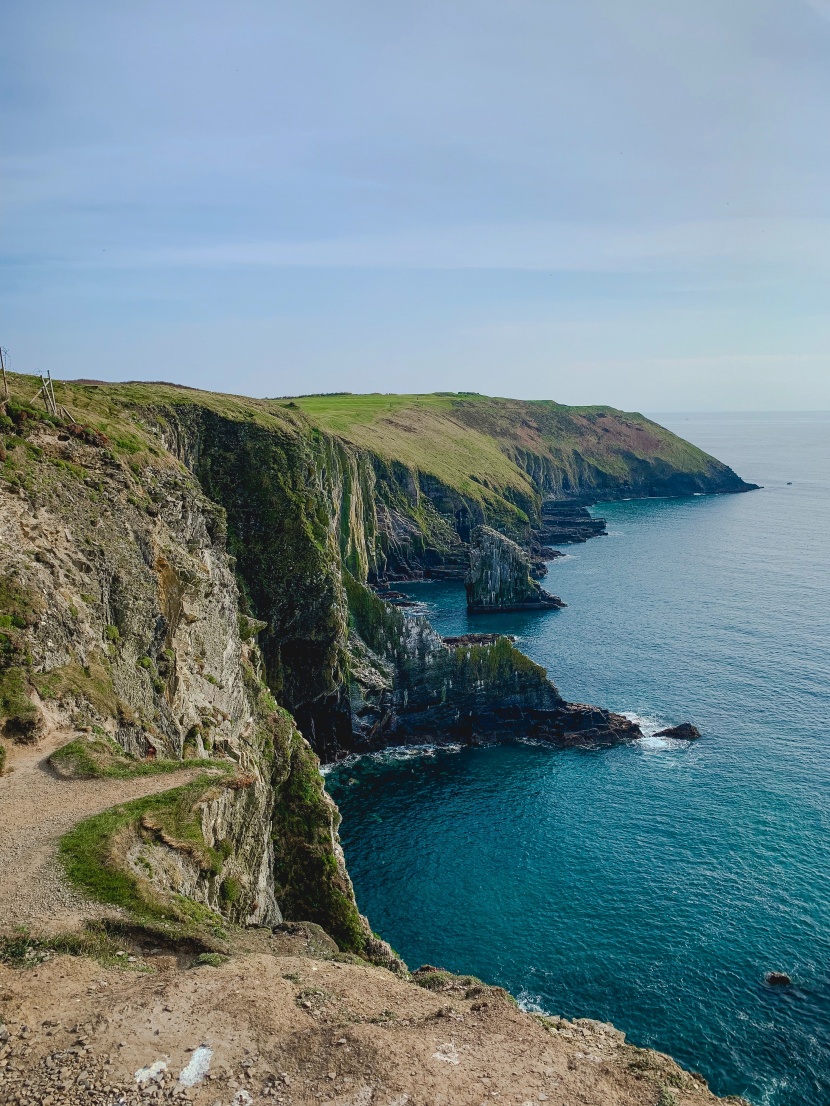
top-left (539, 501), bottom-right (608, 544)
top-left (0, 409), bottom-right (366, 951)
top-left (344, 574), bottom-right (639, 755)
top-left (466, 525), bottom-right (566, 612)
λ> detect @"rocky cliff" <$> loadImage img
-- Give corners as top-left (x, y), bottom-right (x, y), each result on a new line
top-left (0, 373), bottom-right (751, 953)
top-left (0, 390), bottom-right (367, 952)
top-left (466, 525), bottom-right (566, 612)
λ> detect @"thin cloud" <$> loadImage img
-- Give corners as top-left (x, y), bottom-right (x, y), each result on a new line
top-left (119, 217), bottom-right (830, 274)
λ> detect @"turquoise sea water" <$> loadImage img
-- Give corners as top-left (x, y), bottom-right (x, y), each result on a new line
top-left (327, 413), bottom-right (830, 1106)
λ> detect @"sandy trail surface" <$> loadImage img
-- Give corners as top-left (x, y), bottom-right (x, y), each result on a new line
top-left (0, 732), bottom-right (202, 931)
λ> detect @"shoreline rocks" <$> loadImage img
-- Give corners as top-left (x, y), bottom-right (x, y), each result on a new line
top-left (537, 501), bottom-right (608, 545)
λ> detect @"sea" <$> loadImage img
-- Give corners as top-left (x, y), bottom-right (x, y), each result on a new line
top-left (326, 412), bottom-right (830, 1106)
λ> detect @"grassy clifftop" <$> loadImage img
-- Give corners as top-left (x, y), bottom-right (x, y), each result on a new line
top-left (288, 391), bottom-right (733, 499)
top-left (1, 375), bottom-right (753, 515)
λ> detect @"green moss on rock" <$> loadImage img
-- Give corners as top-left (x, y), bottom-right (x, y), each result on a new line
top-left (270, 714), bottom-right (365, 953)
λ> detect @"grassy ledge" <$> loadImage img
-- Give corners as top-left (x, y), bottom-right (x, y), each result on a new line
top-left (50, 733), bottom-right (227, 780)
top-left (0, 922), bottom-right (144, 971)
top-left (59, 774), bottom-right (235, 944)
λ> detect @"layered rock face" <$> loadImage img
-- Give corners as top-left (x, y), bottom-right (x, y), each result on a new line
top-left (0, 404), bottom-right (366, 951)
top-left (344, 573), bottom-right (639, 753)
top-left (466, 526), bottom-right (566, 612)
top-left (538, 501), bottom-right (608, 544)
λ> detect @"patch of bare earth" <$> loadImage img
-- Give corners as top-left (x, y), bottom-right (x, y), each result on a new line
top-left (0, 944), bottom-right (744, 1106)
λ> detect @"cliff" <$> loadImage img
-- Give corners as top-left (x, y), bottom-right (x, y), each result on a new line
top-left (466, 525), bottom-right (566, 612)
top-left (0, 371), bottom-right (754, 935)
top-left (0, 373), bottom-right (749, 1105)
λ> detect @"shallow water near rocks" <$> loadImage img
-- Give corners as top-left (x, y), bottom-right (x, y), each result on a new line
top-left (327, 412), bottom-right (830, 1106)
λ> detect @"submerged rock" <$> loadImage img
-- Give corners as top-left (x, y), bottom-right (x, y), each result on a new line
top-left (466, 526), bottom-right (566, 613)
top-left (654, 722), bottom-right (701, 740)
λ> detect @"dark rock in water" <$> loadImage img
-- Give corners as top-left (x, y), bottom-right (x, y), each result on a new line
top-left (374, 588), bottom-right (418, 607)
top-left (466, 526), bottom-right (566, 613)
top-left (765, 972), bottom-right (792, 986)
top-left (654, 722), bottom-right (701, 740)
top-left (537, 501), bottom-right (607, 544)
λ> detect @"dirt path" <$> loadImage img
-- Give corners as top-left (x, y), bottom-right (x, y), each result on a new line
top-left (0, 733), bottom-right (204, 932)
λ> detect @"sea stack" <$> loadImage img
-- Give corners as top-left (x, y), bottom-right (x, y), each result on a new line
top-left (466, 526), bottom-right (566, 613)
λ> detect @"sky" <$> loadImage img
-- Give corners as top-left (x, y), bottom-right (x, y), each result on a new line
top-left (2, 0), bottom-right (830, 410)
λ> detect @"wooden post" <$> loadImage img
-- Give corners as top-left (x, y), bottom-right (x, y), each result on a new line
top-left (0, 347), bottom-right (7, 401)
top-left (46, 371), bottom-right (58, 416)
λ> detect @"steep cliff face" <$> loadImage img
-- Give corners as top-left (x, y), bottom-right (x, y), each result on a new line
top-left (466, 525), bottom-right (566, 612)
top-left (0, 394), bottom-right (365, 950)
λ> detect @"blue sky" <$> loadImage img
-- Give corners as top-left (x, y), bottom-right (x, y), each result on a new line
top-left (3, 0), bottom-right (830, 409)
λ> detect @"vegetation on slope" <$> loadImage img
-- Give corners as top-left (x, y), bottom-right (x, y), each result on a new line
top-left (2, 373), bottom-right (752, 539)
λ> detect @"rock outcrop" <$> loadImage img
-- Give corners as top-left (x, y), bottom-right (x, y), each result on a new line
top-left (538, 501), bottom-right (608, 544)
top-left (466, 526), bottom-right (566, 612)
top-left (655, 722), bottom-right (701, 740)
top-left (344, 573), bottom-right (639, 754)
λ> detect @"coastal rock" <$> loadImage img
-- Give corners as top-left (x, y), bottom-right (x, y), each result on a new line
top-left (343, 575), bottom-right (641, 752)
top-left (654, 722), bottom-right (701, 740)
top-left (765, 972), bottom-right (792, 986)
top-left (466, 526), bottom-right (566, 613)
top-left (537, 501), bottom-right (607, 545)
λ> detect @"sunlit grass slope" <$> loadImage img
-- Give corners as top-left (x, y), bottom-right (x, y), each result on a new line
top-left (1, 375), bottom-right (745, 510)
top-left (287, 391), bottom-right (733, 494)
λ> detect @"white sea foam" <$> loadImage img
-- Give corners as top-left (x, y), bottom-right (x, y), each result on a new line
top-left (622, 711), bottom-right (686, 751)
top-left (320, 743), bottom-right (464, 775)
top-left (516, 989), bottom-right (548, 1015)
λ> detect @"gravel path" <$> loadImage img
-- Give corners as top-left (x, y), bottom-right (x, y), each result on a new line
top-left (0, 733), bottom-right (203, 931)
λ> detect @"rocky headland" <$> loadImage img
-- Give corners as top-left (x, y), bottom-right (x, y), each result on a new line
top-left (0, 376), bottom-right (753, 1105)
